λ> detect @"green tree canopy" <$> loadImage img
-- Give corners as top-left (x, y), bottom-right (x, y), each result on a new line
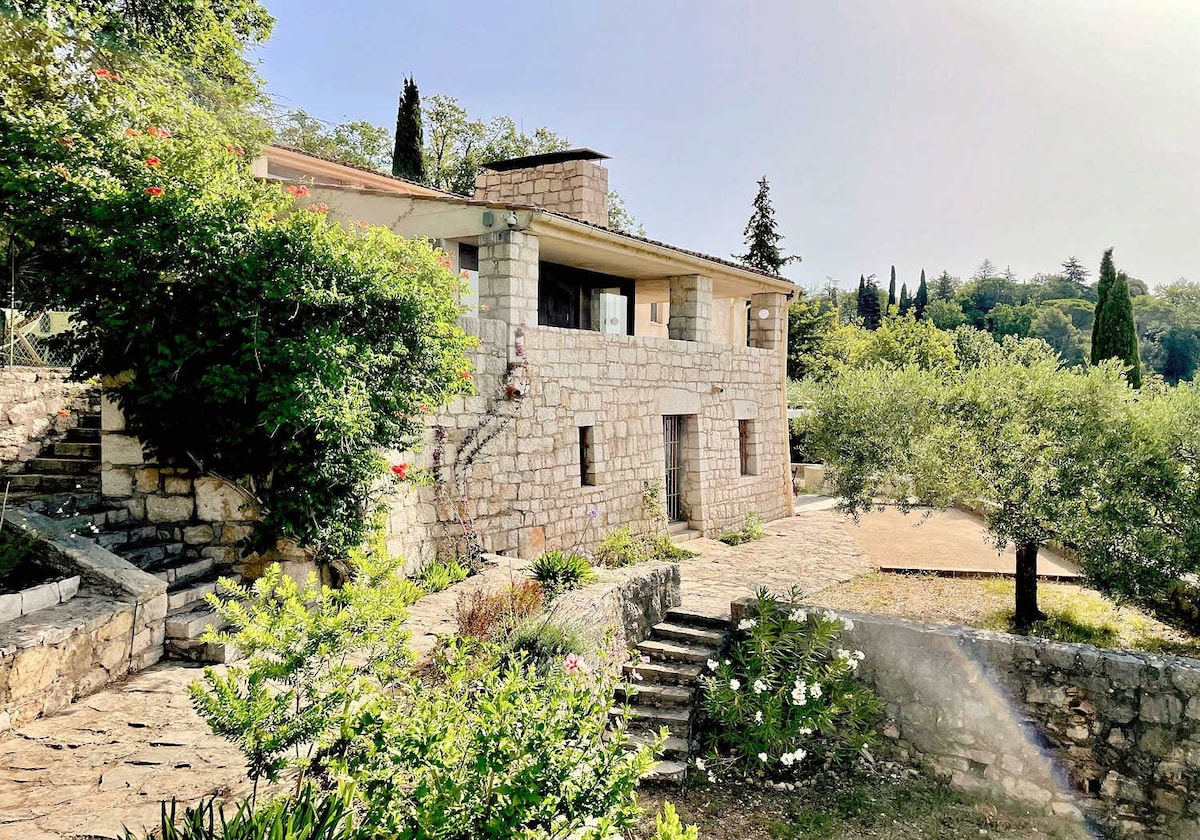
top-left (737, 176), bottom-right (799, 275)
top-left (1092, 249), bottom-right (1141, 386)
top-left (270, 109), bottom-right (393, 171)
top-left (391, 75), bottom-right (424, 181)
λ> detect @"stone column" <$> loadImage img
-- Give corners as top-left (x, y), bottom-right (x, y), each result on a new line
top-left (668, 275), bottom-right (713, 342)
top-left (748, 292), bottom-right (788, 351)
top-left (478, 230), bottom-right (539, 326)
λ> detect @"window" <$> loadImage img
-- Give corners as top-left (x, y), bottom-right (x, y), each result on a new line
top-left (650, 301), bottom-right (665, 325)
top-left (738, 419), bottom-right (758, 476)
top-left (458, 242), bottom-right (479, 272)
top-left (579, 426), bottom-right (596, 486)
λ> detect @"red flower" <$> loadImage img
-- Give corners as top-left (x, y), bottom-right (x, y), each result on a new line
top-left (390, 463), bottom-right (409, 479)
top-left (306, 202), bottom-right (329, 213)
top-left (145, 157), bottom-right (161, 167)
top-left (225, 145), bottom-right (245, 156)
top-left (94, 69), bottom-right (121, 81)
top-left (123, 128), bottom-right (140, 137)
top-left (287, 184), bottom-right (310, 197)
top-left (460, 370), bottom-right (471, 380)
top-left (144, 186), bottom-right (164, 196)
top-left (146, 126), bottom-right (171, 139)
top-left (437, 255), bottom-right (453, 269)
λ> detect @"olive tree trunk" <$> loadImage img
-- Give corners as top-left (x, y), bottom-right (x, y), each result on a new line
top-left (1014, 541), bottom-right (1047, 628)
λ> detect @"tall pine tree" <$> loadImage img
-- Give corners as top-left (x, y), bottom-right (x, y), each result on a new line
top-left (1091, 248), bottom-right (1141, 386)
top-left (888, 266), bottom-right (897, 310)
top-left (391, 76), bottom-right (425, 181)
top-left (1061, 255), bottom-right (1090, 296)
top-left (737, 177), bottom-right (799, 274)
top-left (899, 283), bottom-right (912, 316)
top-left (915, 269), bottom-right (929, 319)
top-left (857, 275), bottom-right (882, 330)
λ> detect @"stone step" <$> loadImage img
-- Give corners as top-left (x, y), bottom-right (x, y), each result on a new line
top-left (615, 682), bottom-right (692, 708)
top-left (165, 637), bottom-right (241, 664)
top-left (149, 556), bottom-right (214, 586)
top-left (664, 608), bottom-right (732, 631)
top-left (642, 760), bottom-right (687, 785)
top-left (167, 579), bottom-right (217, 613)
top-left (670, 529), bottom-right (702, 544)
top-left (2, 473), bottom-right (98, 493)
top-left (11, 492), bottom-right (103, 512)
top-left (50, 441), bottom-right (100, 459)
top-left (165, 603), bottom-right (228, 641)
top-left (623, 659), bottom-right (703, 686)
top-left (64, 427), bottom-right (100, 443)
top-left (636, 638), bottom-right (716, 665)
top-left (119, 541), bottom-right (185, 567)
top-left (612, 704), bottom-right (691, 737)
top-left (623, 731), bottom-right (689, 760)
top-left (94, 524), bottom-right (160, 548)
top-left (75, 413), bottom-right (101, 429)
top-left (650, 622), bottom-right (726, 648)
top-left (25, 456), bottom-right (100, 475)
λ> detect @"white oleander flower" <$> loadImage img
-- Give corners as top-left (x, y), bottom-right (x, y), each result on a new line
top-left (842, 617), bottom-right (854, 631)
top-left (853, 650), bottom-right (865, 661)
top-left (758, 752), bottom-right (769, 762)
top-left (810, 683), bottom-right (823, 699)
top-left (798, 727), bottom-right (813, 736)
top-left (694, 757), bottom-right (706, 771)
top-left (707, 659), bottom-right (719, 671)
top-left (729, 678), bottom-right (741, 691)
top-left (737, 618), bottom-right (758, 631)
top-left (754, 710), bottom-right (763, 723)
top-left (752, 679), bottom-right (768, 695)
top-left (789, 608), bottom-right (808, 623)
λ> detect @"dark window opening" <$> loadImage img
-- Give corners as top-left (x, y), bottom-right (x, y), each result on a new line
top-left (538, 261), bottom-right (636, 334)
top-left (458, 242), bottom-right (479, 272)
top-left (739, 419), bottom-right (758, 476)
top-left (579, 426), bottom-right (596, 486)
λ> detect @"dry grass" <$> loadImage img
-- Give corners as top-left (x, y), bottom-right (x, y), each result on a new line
top-left (809, 572), bottom-right (1200, 659)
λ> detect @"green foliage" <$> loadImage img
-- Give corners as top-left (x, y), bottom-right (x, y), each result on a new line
top-left (417, 558), bottom-right (469, 594)
top-left (607, 190), bottom-right (645, 236)
top-left (702, 589), bottom-right (882, 778)
top-left (1030, 307), bottom-right (1086, 366)
top-left (718, 512), bottom-right (767, 546)
top-left (0, 527), bottom-right (36, 579)
top-left (0, 17), bottom-right (475, 561)
top-left (455, 580), bottom-right (544, 639)
top-left (271, 108), bottom-right (393, 171)
top-left (737, 176), bottom-right (797, 274)
top-left (594, 527), bottom-right (698, 568)
top-left (123, 787), bottom-right (358, 840)
top-left (1092, 249), bottom-right (1142, 386)
top-left (339, 645), bottom-right (655, 839)
top-left (189, 552), bottom-right (421, 791)
top-left (855, 277), bottom-right (882, 330)
top-left (847, 314), bottom-right (957, 371)
top-left (651, 803), bottom-right (698, 840)
top-left (914, 269), bottom-right (929, 318)
top-left (924, 298), bottom-right (968, 330)
top-left (391, 76), bottom-right (424, 181)
top-left (787, 296), bottom-right (842, 380)
top-left (501, 619), bottom-right (586, 669)
top-left (530, 549), bottom-right (596, 595)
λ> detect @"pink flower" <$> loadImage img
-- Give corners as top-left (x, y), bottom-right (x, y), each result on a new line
top-left (144, 186), bottom-right (164, 196)
top-left (287, 184), bottom-right (310, 197)
top-left (306, 202), bottom-right (329, 213)
top-left (390, 463), bottom-right (409, 479)
top-left (146, 126), bottom-right (171, 139)
top-left (145, 157), bottom-right (161, 167)
top-left (563, 654), bottom-right (584, 675)
top-left (437, 255), bottom-right (453, 269)
top-left (94, 69), bottom-right (121, 81)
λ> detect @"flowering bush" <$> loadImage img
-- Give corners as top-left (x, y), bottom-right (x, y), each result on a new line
top-left (701, 588), bottom-right (882, 780)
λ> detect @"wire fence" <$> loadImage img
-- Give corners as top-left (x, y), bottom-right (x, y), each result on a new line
top-left (0, 308), bottom-right (75, 368)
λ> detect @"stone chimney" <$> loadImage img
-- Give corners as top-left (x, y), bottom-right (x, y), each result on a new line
top-left (474, 148), bottom-right (610, 227)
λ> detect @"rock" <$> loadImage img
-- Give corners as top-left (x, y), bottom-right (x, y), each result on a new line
top-left (101, 434), bottom-right (146, 466)
top-left (194, 477), bottom-right (261, 522)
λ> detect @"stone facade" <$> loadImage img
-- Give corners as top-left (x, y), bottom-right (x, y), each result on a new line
top-left (0, 367), bottom-right (86, 467)
top-left (474, 158), bottom-right (609, 227)
top-left (813, 607), bottom-right (1200, 839)
top-left (0, 509), bottom-right (166, 733)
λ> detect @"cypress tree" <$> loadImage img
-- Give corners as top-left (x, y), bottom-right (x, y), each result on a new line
top-left (1091, 249), bottom-right (1116, 365)
top-left (915, 269), bottom-right (929, 319)
top-left (737, 177), bottom-right (799, 274)
top-left (856, 275), bottom-right (867, 322)
top-left (391, 76), bottom-right (425, 181)
top-left (899, 283), bottom-right (911, 316)
top-left (858, 276), bottom-right (882, 330)
top-left (888, 265), bottom-right (897, 310)
top-left (1091, 249), bottom-right (1141, 386)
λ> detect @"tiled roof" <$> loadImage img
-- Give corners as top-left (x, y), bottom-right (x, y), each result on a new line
top-left (267, 145), bottom-right (456, 196)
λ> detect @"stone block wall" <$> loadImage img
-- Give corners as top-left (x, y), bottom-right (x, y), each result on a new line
top-left (385, 318), bottom-right (790, 563)
top-left (830, 609), bottom-right (1200, 838)
top-left (473, 159), bottom-right (609, 227)
top-left (0, 509), bottom-right (167, 733)
top-left (0, 367), bottom-right (87, 467)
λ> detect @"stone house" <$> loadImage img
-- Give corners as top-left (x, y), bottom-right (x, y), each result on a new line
top-left (102, 145), bottom-right (795, 571)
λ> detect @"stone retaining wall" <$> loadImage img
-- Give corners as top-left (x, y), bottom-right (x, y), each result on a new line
top-left (0, 509), bottom-right (167, 733)
top-left (0, 367), bottom-right (85, 467)
top-left (826, 608), bottom-right (1200, 839)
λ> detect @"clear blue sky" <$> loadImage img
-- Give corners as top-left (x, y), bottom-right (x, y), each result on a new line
top-left (256, 0), bottom-right (1200, 291)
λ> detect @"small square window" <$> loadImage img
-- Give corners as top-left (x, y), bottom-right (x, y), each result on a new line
top-left (739, 419), bottom-right (758, 476)
top-left (579, 426), bottom-right (597, 486)
top-left (650, 301), bottom-right (666, 325)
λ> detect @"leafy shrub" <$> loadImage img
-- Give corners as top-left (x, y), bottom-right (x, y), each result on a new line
top-left (454, 580), bottom-right (544, 639)
top-left (123, 786), bottom-right (357, 840)
top-left (501, 619), bottom-right (585, 669)
top-left (530, 549), bottom-right (595, 595)
top-left (701, 588), bottom-right (882, 780)
top-left (417, 558), bottom-right (469, 594)
top-left (651, 803), bottom-right (699, 840)
top-left (718, 512), bottom-right (767, 546)
top-left (594, 527), bottom-right (698, 568)
top-left (0, 527), bottom-right (38, 579)
top-left (342, 647), bottom-right (655, 838)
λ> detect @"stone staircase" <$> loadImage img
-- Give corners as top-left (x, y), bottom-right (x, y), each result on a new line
top-left (615, 608), bottom-right (729, 784)
top-left (667, 520), bottom-right (701, 544)
top-left (8, 400), bottom-right (236, 664)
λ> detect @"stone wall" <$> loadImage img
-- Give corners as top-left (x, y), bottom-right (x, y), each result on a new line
top-left (823, 608), bottom-right (1200, 839)
top-left (0, 509), bottom-right (167, 733)
top-left (473, 159), bottom-right (609, 227)
top-left (0, 368), bottom-right (86, 467)
top-left (384, 317), bottom-right (791, 564)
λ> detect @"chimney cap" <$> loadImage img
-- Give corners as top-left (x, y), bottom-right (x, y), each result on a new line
top-left (480, 148), bottom-right (610, 172)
